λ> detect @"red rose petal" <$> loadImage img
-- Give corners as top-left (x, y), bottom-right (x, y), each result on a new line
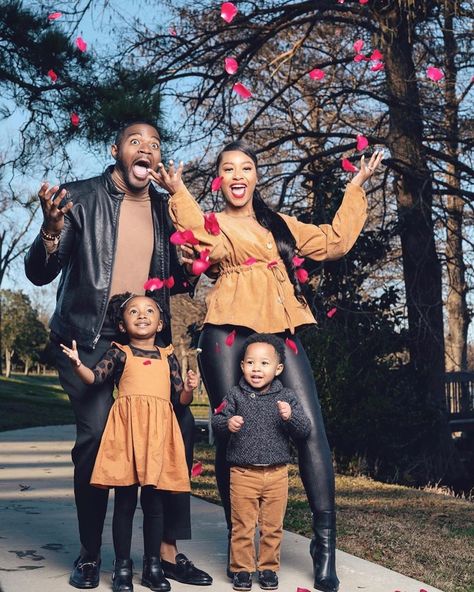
top-left (356, 134), bottom-right (368, 151)
top-left (296, 268), bottom-right (309, 283)
top-left (143, 359), bottom-right (152, 366)
top-left (296, 589), bottom-right (311, 592)
top-left (192, 249), bottom-right (211, 275)
top-left (426, 66), bottom-right (444, 82)
top-left (285, 338), bottom-right (298, 355)
top-left (370, 49), bottom-right (383, 61)
top-left (75, 37), bottom-right (87, 52)
top-left (47, 69), bottom-right (57, 82)
top-left (267, 260), bottom-right (278, 269)
top-left (233, 82), bottom-right (252, 99)
top-left (292, 256), bottom-right (304, 267)
top-left (170, 229), bottom-right (199, 245)
top-left (144, 277), bottom-right (164, 291)
top-left (204, 212), bottom-right (221, 235)
top-left (354, 54), bottom-right (365, 62)
top-left (353, 39), bottom-right (364, 53)
top-left (70, 112), bottom-right (80, 127)
top-left (371, 62), bottom-right (385, 72)
top-left (169, 27), bottom-right (177, 36)
top-left (243, 257), bottom-right (257, 266)
top-left (191, 461), bottom-right (203, 477)
top-left (47, 12), bottom-right (62, 20)
top-left (221, 2), bottom-right (238, 23)
top-left (224, 57), bottom-right (238, 75)
top-left (341, 158), bottom-right (358, 173)
top-left (225, 329), bottom-right (237, 347)
top-left (359, 0), bottom-right (369, 4)
top-left (164, 276), bottom-right (175, 289)
top-left (327, 307), bottom-right (337, 318)
top-left (211, 176), bottom-right (222, 191)
top-left (214, 400), bottom-right (227, 414)
top-left (309, 68), bottom-right (325, 80)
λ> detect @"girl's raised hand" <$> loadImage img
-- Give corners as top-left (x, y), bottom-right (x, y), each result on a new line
top-left (60, 339), bottom-right (82, 367)
top-left (351, 150), bottom-right (385, 187)
top-left (185, 369), bottom-right (199, 391)
top-left (148, 160), bottom-right (185, 195)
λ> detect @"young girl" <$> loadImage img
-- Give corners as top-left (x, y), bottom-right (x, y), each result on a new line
top-left (61, 292), bottom-right (197, 592)
top-left (150, 142), bottom-right (383, 592)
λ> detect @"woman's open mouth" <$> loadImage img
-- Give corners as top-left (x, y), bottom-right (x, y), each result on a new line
top-left (230, 183), bottom-right (246, 199)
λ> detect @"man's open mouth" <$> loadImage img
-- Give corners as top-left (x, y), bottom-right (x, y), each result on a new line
top-left (132, 159), bottom-right (151, 179)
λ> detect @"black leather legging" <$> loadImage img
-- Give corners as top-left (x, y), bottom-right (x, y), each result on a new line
top-left (198, 324), bottom-right (335, 529)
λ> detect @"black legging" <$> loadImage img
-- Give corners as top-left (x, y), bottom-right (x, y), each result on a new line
top-left (198, 324), bottom-right (335, 529)
top-left (113, 485), bottom-right (164, 560)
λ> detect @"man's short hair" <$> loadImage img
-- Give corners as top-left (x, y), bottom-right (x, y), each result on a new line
top-left (242, 332), bottom-right (286, 363)
top-left (114, 119), bottom-right (160, 147)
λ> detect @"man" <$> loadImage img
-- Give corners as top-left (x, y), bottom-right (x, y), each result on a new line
top-left (24, 121), bottom-right (212, 589)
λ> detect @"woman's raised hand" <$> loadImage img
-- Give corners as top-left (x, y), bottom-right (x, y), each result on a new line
top-left (148, 160), bottom-right (185, 195)
top-left (38, 182), bottom-right (73, 234)
top-left (351, 150), bottom-right (384, 187)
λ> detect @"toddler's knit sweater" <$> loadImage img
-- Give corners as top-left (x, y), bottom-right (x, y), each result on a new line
top-left (211, 377), bottom-right (311, 466)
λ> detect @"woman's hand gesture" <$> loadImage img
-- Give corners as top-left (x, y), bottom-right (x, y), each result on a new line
top-left (148, 160), bottom-right (185, 195)
top-left (351, 150), bottom-right (384, 188)
top-left (37, 182), bottom-right (73, 234)
top-left (60, 340), bottom-right (82, 367)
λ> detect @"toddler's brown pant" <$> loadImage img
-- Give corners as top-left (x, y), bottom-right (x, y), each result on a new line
top-left (230, 464), bottom-right (288, 573)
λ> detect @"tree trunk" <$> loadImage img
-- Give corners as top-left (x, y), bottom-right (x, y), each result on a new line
top-left (5, 347), bottom-right (12, 378)
top-left (375, 4), bottom-right (464, 483)
top-left (24, 359), bottom-right (30, 375)
top-left (443, 1), bottom-right (469, 372)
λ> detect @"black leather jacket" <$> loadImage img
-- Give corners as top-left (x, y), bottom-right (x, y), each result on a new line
top-left (24, 166), bottom-right (189, 349)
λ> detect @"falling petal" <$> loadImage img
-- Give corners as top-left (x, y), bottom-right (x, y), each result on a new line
top-left (341, 158), bottom-right (358, 173)
top-left (164, 276), bottom-right (175, 289)
top-left (353, 39), bottom-right (364, 53)
top-left (192, 249), bottom-right (211, 275)
top-left (359, 0), bottom-right (369, 3)
top-left (309, 68), bottom-right (325, 80)
top-left (224, 57), bottom-right (239, 75)
top-left (211, 176), bottom-right (222, 191)
top-left (370, 49), bottom-right (383, 61)
top-left (285, 338), bottom-right (298, 355)
top-left (169, 27), bottom-right (177, 36)
top-left (170, 229), bottom-right (199, 245)
top-left (292, 256), bottom-right (304, 267)
top-left (47, 12), bottom-right (62, 20)
top-left (354, 54), bottom-right (365, 62)
top-left (204, 212), bottom-right (221, 235)
top-left (47, 69), bottom-right (57, 82)
top-left (214, 400), bottom-right (227, 414)
top-left (356, 134), bottom-right (368, 151)
top-left (225, 329), bottom-right (237, 347)
top-left (221, 2), bottom-right (238, 23)
top-left (267, 260), bottom-right (278, 269)
top-left (70, 112), bottom-right (80, 127)
top-left (191, 461), bottom-right (203, 477)
top-left (296, 268), bottom-right (309, 283)
top-left (233, 82), bottom-right (252, 99)
top-left (75, 37), bottom-right (87, 52)
top-left (370, 62), bottom-right (385, 72)
top-left (426, 66), bottom-right (444, 82)
top-left (296, 589), bottom-right (311, 592)
top-left (243, 257), bottom-right (257, 266)
top-left (182, 281), bottom-right (189, 288)
top-left (327, 307), bottom-right (337, 318)
top-left (143, 360), bottom-right (152, 366)
top-left (144, 278), bottom-right (164, 291)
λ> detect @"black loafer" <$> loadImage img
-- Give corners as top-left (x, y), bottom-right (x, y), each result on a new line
top-left (258, 570), bottom-right (278, 590)
top-left (233, 571), bottom-right (252, 591)
top-left (69, 555), bottom-right (101, 589)
top-left (161, 553), bottom-right (213, 586)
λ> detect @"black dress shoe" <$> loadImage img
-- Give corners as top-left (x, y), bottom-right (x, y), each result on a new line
top-left (258, 570), bottom-right (278, 590)
top-left (141, 556), bottom-right (170, 592)
top-left (161, 553), bottom-right (213, 586)
top-left (112, 558), bottom-right (133, 592)
top-left (233, 571), bottom-right (252, 591)
top-left (69, 555), bottom-right (101, 589)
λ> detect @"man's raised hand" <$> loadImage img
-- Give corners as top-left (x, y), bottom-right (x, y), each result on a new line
top-left (38, 182), bottom-right (73, 234)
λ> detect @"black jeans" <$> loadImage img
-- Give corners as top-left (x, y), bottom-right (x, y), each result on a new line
top-left (198, 324), bottom-right (335, 530)
top-left (51, 337), bottom-right (194, 557)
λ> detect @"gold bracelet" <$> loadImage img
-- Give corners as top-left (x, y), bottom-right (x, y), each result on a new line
top-left (40, 226), bottom-right (62, 241)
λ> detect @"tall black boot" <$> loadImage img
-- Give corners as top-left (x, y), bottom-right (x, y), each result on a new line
top-left (309, 511), bottom-right (339, 592)
top-left (141, 556), bottom-right (170, 592)
top-left (112, 558), bottom-right (133, 592)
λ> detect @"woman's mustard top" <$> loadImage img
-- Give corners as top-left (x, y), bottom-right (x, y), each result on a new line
top-left (169, 183), bottom-right (367, 334)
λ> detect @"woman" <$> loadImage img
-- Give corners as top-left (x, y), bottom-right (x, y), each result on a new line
top-left (151, 142), bottom-right (383, 592)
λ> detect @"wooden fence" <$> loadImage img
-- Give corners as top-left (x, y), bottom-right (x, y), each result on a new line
top-left (445, 372), bottom-right (474, 431)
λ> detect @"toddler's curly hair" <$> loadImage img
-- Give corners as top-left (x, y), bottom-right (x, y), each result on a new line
top-left (241, 332), bottom-right (286, 363)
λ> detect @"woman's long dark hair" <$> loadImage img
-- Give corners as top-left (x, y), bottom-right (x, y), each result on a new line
top-left (216, 140), bottom-right (306, 304)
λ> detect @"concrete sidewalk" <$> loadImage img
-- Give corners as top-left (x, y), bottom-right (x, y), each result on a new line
top-left (0, 425), bottom-right (444, 592)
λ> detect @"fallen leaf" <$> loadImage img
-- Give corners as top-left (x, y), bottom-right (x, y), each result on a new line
top-left (341, 158), bottom-right (358, 172)
top-left (233, 82), bottom-right (252, 99)
top-left (221, 2), bottom-right (238, 23)
top-left (224, 57), bottom-right (238, 75)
